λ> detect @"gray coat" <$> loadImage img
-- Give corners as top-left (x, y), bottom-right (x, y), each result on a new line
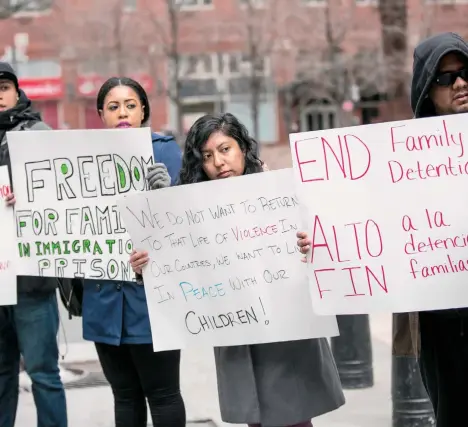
top-left (214, 338), bottom-right (345, 425)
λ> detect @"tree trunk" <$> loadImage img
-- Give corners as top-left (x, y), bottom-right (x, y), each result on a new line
top-left (378, 0), bottom-right (408, 98)
top-left (168, 0), bottom-right (184, 143)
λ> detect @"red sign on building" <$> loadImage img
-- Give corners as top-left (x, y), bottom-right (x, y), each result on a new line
top-left (19, 77), bottom-right (64, 100)
top-left (77, 74), bottom-right (154, 97)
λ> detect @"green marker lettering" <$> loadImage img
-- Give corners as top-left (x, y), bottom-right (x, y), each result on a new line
top-left (83, 239), bottom-right (91, 253)
top-left (52, 242), bottom-right (62, 255)
top-left (35, 241), bottom-right (43, 256)
top-left (72, 240), bottom-right (80, 253)
top-left (106, 239), bottom-right (116, 254)
top-left (117, 164), bottom-right (126, 188)
top-left (93, 242), bottom-right (103, 255)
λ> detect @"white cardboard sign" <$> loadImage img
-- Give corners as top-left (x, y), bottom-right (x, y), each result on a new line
top-left (0, 166), bottom-right (17, 305)
top-left (7, 128), bottom-right (153, 280)
top-left (290, 113), bottom-right (468, 315)
top-left (119, 168), bottom-right (338, 351)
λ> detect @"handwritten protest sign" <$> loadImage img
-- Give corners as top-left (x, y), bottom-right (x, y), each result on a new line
top-left (7, 128), bottom-right (153, 280)
top-left (0, 166), bottom-right (17, 305)
top-left (119, 168), bottom-right (338, 351)
top-left (290, 113), bottom-right (468, 315)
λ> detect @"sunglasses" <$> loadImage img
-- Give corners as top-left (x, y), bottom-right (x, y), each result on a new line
top-left (434, 69), bottom-right (468, 86)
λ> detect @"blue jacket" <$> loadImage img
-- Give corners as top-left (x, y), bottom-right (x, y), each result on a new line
top-left (82, 133), bottom-right (182, 345)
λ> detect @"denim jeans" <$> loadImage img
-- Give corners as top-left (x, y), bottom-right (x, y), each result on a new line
top-left (0, 291), bottom-right (67, 427)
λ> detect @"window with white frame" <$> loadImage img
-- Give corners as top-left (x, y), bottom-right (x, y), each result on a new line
top-left (9, 0), bottom-right (52, 13)
top-left (302, 0), bottom-right (326, 6)
top-left (173, 0), bottom-right (213, 9)
top-left (239, 0), bottom-right (265, 7)
top-left (355, 0), bottom-right (378, 5)
top-left (225, 52), bottom-right (269, 77)
top-left (123, 0), bottom-right (137, 11)
top-left (179, 54), bottom-right (215, 79)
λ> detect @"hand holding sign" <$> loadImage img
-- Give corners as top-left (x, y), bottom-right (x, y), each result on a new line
top-left (290, 113), bottom-right (468, 315)
top-left (4, 192), bottom-right (15, 206)
top-left (130, 249), bottom-right (149, 275)
top-left (119, 168), bottom-right (338, 351)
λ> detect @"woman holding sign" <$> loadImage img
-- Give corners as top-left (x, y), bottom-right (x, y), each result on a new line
top-left (82, 77), bottom-right (186, 427)
top-left (130, 113), bottom-right (345, 427)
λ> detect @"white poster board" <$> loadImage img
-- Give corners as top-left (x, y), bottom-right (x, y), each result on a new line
top-left (119, 168), bottom-right (338, 351)
top-left (0, 166), bottom-right (17, 305)
top-left (7, 128), bottom-right (154, 280)
top-left (290, 113), bottom-right (468, 315)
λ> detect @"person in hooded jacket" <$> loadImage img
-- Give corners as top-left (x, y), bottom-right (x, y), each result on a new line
top-left (82, 77), bottom-right (185, 427)
top-left (0, 62), bottom-right (67, 427)
top-left (297, 32), bottom-right (468, 427)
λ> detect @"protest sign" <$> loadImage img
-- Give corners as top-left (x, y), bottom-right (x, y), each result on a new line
top-left (119, 168), bottom-right (338, 351)
top-left (7, 128), bottom-right (153, 280)
top-left (290, 113), bottom-right (468, 315)
top-left (0, 166), bottom-right (17, 305)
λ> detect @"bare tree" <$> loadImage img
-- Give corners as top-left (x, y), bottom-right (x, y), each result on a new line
top-left (67, 0), bottom-right (146, 79)
top-left (287, 0), bottom-right (384, 127)
top-left (0, 0), bottom-right (53, 19)
top-left (142, 0), bottom-right (195, 140)
top-left (235, 0), bottom-right (280, 141)
top-left (378, 0), bottom-right (408, 98)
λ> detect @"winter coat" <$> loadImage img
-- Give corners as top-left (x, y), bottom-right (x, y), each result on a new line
top-left (393, 32), bottom-right (468, 357)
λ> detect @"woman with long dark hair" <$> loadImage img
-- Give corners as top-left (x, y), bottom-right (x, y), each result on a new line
top-left (83, 77), bottom-right (185, 427)
top-left (130, 112), bottom-right (345, 427)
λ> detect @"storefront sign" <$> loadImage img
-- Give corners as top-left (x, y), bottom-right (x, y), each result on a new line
top-left (19, 77), bottom-right (64, 100)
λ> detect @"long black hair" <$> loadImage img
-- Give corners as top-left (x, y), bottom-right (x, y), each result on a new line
top-left (96, 77), bottom-right (151, 124)
top-left (178, 113), bottom-right (263, 184)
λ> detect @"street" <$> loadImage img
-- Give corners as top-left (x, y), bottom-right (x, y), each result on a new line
top-left (17, 307), bottom-right (394, 427)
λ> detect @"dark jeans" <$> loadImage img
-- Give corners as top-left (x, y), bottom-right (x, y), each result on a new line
top-left (0, 292), bottom-right (67, 427)
top-left (419, 312), bottom-right (468, 427)
top-left (95, 342), bottom-right (185, 427)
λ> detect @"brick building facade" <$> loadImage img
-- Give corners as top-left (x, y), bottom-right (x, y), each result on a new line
top-left (0, 0), bottom-right (467, 144)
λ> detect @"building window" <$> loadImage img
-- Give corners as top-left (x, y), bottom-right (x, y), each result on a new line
top-left (9, 0), bottom-right (52, 13)
top-left (179, 54), bottom-right (215, 78)
top-left (123, 0), bottom-right (137, 11)
top-left (239, 0), bottom-right (265, 7)
top-left (174, 0), bottom-right (213, 9)
top-left (16, 60), bottom-right (62, 78)
top-left (226, 52), bottom-right (269, 77)
top-left (302, 0), bottom-right (326, 6)
top-left (355, 0), bottom-right (378, 5)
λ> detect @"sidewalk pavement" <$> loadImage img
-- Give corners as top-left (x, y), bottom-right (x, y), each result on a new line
top-left (16, 313), bottom-right (393, 427)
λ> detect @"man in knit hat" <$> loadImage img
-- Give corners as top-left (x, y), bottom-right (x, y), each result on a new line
top-left (0, 61), bottom-right (67, 427)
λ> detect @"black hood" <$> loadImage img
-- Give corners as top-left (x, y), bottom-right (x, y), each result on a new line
top-left (0, 89), bottom-right (42, 141)
top-left (411, 32), bottom-right (468, 118)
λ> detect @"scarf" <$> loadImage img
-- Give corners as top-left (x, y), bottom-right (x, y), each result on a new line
top-left (0, 89), bottom-right (42, 144)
